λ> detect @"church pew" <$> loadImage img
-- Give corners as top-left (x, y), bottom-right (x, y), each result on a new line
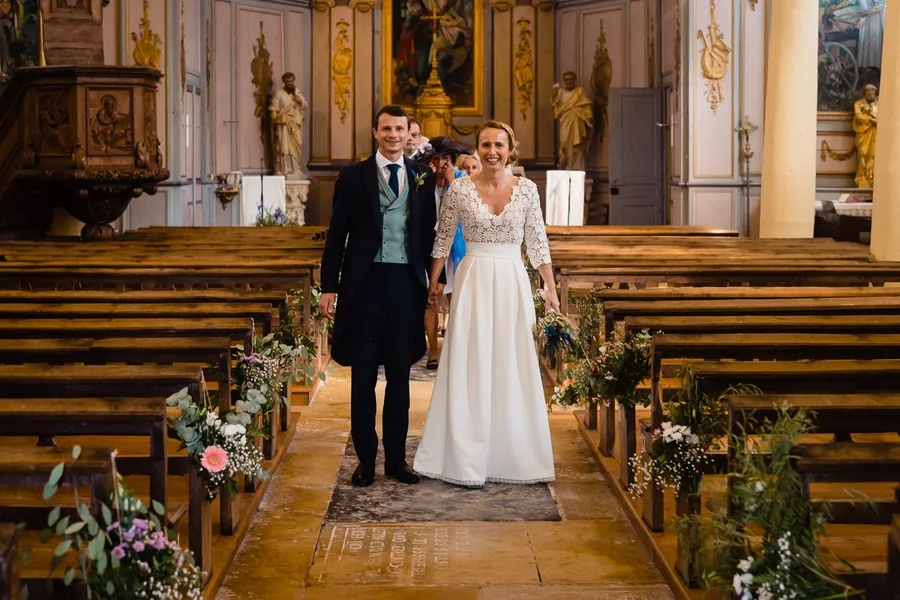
top-left (726, 394), bottom-right (900, 525)
top-left (0, 317), bottom-right (254, 350)
top-left (624, 314), bottom-right (900, 337)
top-left (889, 516), bottom-right (900, 598)
top-left (0, 445), bottom-right (114, 524)
top-left (545, 225), bottom-right (739, 237)
top-left (618, 333), bottom-right (900, 486)
top-left (0, 397), bottom-right (169, 522)
top-left (602, 297), bottom-right (900, 341)
top-left (0, 288), bottom-right (289, 306)
top-left (0, 267), bottom-right (314, 322)
top-left (560, 265), bottom-right (900, 312)
top-left (591, 286), bottom-right (900, 301)
top-left (0, 365), bottom-right (217, 573)
top-left (0, 523), bottom-right (19, 600)
top-left (590, 312), bottom-right (900, 456)
top-left (0, 302), bottom-right (277, 335)
top-left (796, 443), bottom-right (900, 597)
top-left (640, 361), bottom-right (900, 535)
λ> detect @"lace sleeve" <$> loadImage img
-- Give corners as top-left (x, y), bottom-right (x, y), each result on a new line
top-left (432, 180), bottom-right (460, 258)
top-left (523, 179), bottom-right (552, 268)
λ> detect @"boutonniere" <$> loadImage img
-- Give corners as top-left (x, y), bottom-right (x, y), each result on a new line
top-left (413, 170), bottom-right (427, 191)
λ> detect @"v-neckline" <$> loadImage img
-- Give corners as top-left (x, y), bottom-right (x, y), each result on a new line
top-left (473, 178), bottom-right (522, 217)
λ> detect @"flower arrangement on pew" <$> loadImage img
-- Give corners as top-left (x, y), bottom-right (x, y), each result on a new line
top-left (629, 365), bottom-right (755, 499)
top-left (590, 330), bottom-right (652, 409)
top-left (536, 293), bottom-right (652, 411)
top-left (40, 446), bottom-right (202, 598)
top-left (166, 387), bottom-right (268, 500)
top-left (235, 342), bottom-right (285, 413)
top-left (278, 285), bottom-right (331, 386)
top-left (680, 406), bottom-right (863, 599)
top-left (255, 206), bottom-right (300, 227)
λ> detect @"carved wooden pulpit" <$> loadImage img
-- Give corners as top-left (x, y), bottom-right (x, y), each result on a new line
top-left (0, 0), bottom-right (168, 240)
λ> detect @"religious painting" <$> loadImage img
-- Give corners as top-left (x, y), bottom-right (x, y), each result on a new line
top-left (86, 88), bottom-right (134, 156)
top-left (382, 0), bottom-right (483, 115)
top-left (818, 0), bottom-right (885, 112)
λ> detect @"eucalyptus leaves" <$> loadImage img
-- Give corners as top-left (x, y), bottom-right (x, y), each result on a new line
top-left (166, 388), bottom-right (268, 500)
top-left (40, 446), bottom-right (202, 599)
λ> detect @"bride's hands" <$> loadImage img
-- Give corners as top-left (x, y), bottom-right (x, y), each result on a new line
top-left (545, 289), bottom-right (561, 313)
top-left (428, 282), bottom-right (444, 308)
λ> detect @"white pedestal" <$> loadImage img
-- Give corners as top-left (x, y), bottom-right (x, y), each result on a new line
top-left (545, 170), bottom-right (586, 225)
top-left (285, 178), bottom-right (311, 226)
top-left (240, 175), bottom-right (286, 226)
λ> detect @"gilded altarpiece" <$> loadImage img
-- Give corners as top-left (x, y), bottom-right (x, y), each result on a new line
top-left (382, 0), bottom-right (483, 115)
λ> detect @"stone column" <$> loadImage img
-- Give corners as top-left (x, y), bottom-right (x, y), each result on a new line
top-left (870, 1), bottom-right (900, 260)
top-left (758, 0), bottom-right (818, 238)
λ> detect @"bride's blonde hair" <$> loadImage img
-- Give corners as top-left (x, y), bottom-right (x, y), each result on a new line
top-left (475, 120), bottom-right (520, 164)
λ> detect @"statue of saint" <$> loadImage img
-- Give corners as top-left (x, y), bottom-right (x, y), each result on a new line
top-left (269, 72), bottom-right (308, 175)
top-left (852, 84), bottom-right (878, 188)
top-left (551, 71), bottom-right (594, 171)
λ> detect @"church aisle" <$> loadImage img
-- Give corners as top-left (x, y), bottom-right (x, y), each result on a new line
top-left (215, 366), bottom-right (675, 600)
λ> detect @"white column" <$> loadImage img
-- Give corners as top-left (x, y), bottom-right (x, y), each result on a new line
top-left (870, 1), bottom-right (900, 260)
top-left (758, 0), bottom-right (818, 238)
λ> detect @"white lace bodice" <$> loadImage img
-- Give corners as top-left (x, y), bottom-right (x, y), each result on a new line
top-left (432, 176), bottom-right (552, 268)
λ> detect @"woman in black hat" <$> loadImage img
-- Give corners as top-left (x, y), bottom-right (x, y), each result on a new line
top-left (418, 136), bottom-right (472, 370)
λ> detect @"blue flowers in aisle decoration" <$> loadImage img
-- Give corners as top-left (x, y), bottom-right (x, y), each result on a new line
top-left (533, 311), bottom-right (581, 362)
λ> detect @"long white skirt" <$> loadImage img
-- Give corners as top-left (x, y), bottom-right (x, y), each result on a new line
top-left (413, 242), bottom-right (556, 486)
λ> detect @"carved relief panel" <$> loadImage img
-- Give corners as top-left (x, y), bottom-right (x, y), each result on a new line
top-left (86, 88), bottom-right (134, 156)
top-left (35, 89), bottom-right (73, 155)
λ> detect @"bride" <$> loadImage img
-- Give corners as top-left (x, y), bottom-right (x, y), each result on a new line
top-left (413, 120), bottom-right (558, 488)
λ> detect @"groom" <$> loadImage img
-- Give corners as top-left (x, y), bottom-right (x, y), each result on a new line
top-left (319, 105), bottom-right (438, 487)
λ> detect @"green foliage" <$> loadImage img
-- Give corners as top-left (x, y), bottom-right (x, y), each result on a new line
top-left (591, 331), bottom-right (652, 409)
top-left (574, 294), bottom-right (605, 358)
top-left (37, 448), bottom-right (201, 599)
top-left (675, 406), bottom-right (864, 599)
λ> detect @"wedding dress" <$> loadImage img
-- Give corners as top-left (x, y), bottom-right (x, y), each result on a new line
top-left (413, 176), bottom-right (556, 486)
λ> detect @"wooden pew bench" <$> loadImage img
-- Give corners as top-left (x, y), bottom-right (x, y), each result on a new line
top-left (889, 515), bottom-right (900, 598)
top-left (0, 523), bottom-right (20, 600)
top-left (797, 443), bottom-right (900, 597)
top-left (601, 333), bottom-right (900, 494)
top-left (0, 445), bottom-right (114, 520)
top-left (0, 317), bottom-right (254, 350)
top-left (0, 397), bottom-right (168, 524)
top-left (0, 302), bottom-right (278, 335)
top-left (0, 364), bottom-right (216, 574)
top-left (592, 286), bottom-right (900, 302)
top-left (604, 297), bottom-right (900, 338)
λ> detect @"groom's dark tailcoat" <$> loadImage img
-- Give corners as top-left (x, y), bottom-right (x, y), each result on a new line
top-left (320, 153), bottom-right (437, 467)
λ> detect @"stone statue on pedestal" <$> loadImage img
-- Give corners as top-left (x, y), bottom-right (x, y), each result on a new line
top-left (552, 71), bottom-right (593, 171)
top-left (853, 84), bottom-right (878, 188)
top-left (269, 72), bottom-right (307, 175)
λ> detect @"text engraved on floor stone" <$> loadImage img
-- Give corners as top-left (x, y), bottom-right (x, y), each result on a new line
top-left (310, 524), bottom-right (535, 586)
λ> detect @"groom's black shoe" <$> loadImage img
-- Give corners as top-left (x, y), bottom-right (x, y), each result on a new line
top-left (351, 462), bottom-right (375, 487)
top-left (385, 462), bottom-right (420, 484)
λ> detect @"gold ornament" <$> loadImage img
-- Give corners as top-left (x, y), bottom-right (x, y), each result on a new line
top-left (332, 19), bottom-right (353, 124)
top-left (697, 0), bottom-right (730, 114)
top-left (514, 18), bottom-right (533, 119)
top-left (131, 0), bottom-right (161, 69)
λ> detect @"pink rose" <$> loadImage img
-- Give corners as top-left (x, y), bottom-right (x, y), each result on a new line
top-left (200, 446), bottom-right (228, 473)
top-left (132, 541), bottom-right (145, 552)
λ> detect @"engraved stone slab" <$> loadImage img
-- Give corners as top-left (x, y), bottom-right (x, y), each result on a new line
top-left (308, 523), bottom-right (540, 586)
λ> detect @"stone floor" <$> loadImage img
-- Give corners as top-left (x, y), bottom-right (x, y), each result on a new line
top-left (216, 366), bottom-right (675, 600)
